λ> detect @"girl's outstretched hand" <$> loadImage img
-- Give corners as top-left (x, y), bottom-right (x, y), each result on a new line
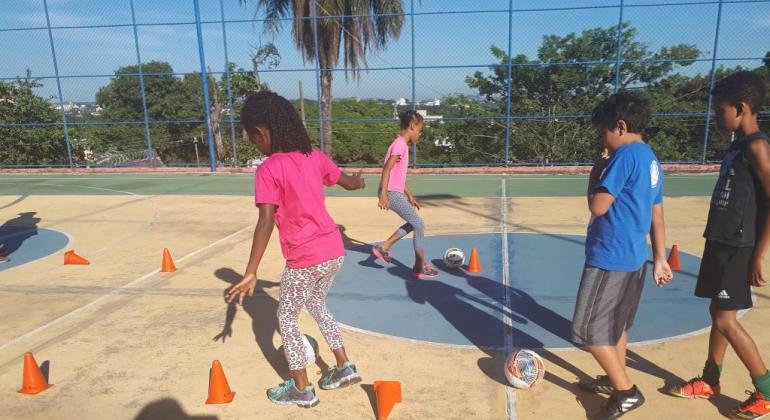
top-left (408, 195), bottom-right (421, 210)
top-left (351, 172), bottom-right (366, 190)
top-left (378, 194), bottom-right (390, 210)
top-left (226, 272), bottom-right (257, 305)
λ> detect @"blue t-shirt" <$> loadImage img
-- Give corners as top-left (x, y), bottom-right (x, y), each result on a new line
top-left (585, 142), bottom-right (664, 272)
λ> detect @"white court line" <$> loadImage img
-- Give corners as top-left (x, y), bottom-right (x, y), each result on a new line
top-left (501, 178), bottom-right (517, 420)
top-left (0, 224), bottom-right (252, 352)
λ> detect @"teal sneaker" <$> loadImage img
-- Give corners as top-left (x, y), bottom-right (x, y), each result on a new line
top-left (319, 362), bottom-right (362, 390)
top-left (266, 378), bottom-right (319, 408)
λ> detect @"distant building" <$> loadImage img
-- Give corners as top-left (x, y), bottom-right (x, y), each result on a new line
top-left (395, 98), bottom-right (408, 106)
top-left (416, 109), bottom-right (443, 123)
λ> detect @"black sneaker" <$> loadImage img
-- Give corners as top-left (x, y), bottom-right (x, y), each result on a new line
top-left (597, 386), bottom-right (645, 420)
top-left (578, 375), bottom-right (614, 395)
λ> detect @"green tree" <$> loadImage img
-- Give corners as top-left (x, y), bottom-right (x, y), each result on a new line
top-left (466, 23), bottom-right (700, 163)
top-left (240, 0), bottom-right (405, 158)
top-left (95, 61), bottom-right (201, 164)
top-left (764, 50), bottom-right (770, 71)
top-left (0, 72), bottom-right (68, 166)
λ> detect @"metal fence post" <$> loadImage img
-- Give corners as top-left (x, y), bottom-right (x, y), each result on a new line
top-left (702, 0), bottom-right (724, 163)
top-left (504, 0), bottom-right (514, 166)
top-left (43, 0), bottom-right (73, 168)
top-left (613, 0), bottom-right (625, 93)
top-left (219, 0), bottom-right (238, 166)
top-left (193, 0), bottom-right (218, 172)
top-left (411, 0), bottom-right (417, 167)
top-left (311, 0), bottom-right (324, 153)
top-left (129, 0), bottom-right (154, 166)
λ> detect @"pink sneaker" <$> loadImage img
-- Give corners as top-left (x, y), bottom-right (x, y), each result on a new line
top-left (372, 245), bottom-right (392, 264)
top-left (414, 263), bottom-right (439, 279)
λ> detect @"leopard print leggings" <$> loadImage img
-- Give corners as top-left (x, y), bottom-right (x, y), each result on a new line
top-left (278, 256), bottom-right (345, 371)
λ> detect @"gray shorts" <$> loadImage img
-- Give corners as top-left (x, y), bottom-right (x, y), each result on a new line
top-left (571, 265), bottom-right (647, 346)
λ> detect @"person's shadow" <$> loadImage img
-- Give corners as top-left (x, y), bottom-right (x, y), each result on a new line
top-left (134, 398), bottom-right (217, 420)
top-left (212, 268), bottom-right (331, 381)
top-left (337, 224), bottom-right (381, 268)
top-left (378, 257), bottom-right (603, 418)
top-left (0, 212), bottom-right (40, 259)
top-left (449, 259), bottom-right (742, 416)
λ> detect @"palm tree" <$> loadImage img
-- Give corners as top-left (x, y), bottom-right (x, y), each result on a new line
top-left (240, 0), bottom-right (405, 156)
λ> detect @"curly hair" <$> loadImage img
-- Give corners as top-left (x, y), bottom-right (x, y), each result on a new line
top-left (712, 71), bottom-right (766, 114)
top-left (240, 90), bottom-right (313, 154)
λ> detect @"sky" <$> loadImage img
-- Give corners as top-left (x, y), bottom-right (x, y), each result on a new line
top-left (1, 0), bottom-right (768, 103)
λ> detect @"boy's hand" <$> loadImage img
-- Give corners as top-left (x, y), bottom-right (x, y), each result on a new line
top-left (750, 257), bottom-right (766, 287)
top-left (653, 259), bottom-right (673, 287)
top-left (378, 194), bottom-right (390, 210)
top-left (226, 272), bottom-right (257, 305)
top-left (408, 194), bottom-right (421, 210)
top-left (593, 148), bottom-right (611, 169)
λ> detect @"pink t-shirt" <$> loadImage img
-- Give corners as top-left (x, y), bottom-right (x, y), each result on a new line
top-left (254, 149), bottom-right (345, 269)
top-left (384, 136), bottom-right (409, 192)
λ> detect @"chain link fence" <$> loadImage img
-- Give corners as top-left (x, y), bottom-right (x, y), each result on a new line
top-left (1, 0), bottom-right (769, 169)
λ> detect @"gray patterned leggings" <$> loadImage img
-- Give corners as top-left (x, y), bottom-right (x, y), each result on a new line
top-left (388, 191), bottom-right (425, 253)
top-left (278, 257), bottom-right (345, 371)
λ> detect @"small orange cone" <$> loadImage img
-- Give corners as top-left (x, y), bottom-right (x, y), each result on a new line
top-left (667, 245), bottom-right (681, 272)
top-left (161, 248), bottom-right (176, 272)
top-left (374, 381), bottom-right (402, 420)
top-left (205, 360), bottom-right (235, 404)
top-left (18, 352), bottom-right (52, 395)
top-left (467, 247), bottom-right (482, 273)
top-left (64, 250), bottom-right (89, 265)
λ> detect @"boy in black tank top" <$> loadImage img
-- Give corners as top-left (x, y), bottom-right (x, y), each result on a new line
top-left (668, 71), bottom-right (770, 419)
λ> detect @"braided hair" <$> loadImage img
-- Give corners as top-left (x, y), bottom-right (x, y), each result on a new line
top-left (399, 109), bottom-right (424, 130)
top-left (240, 91), bottom-right (313, 155)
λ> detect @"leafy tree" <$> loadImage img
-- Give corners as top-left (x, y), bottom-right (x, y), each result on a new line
top-left (240, 0), bottom-right (405, 158)
top-left (466, 23), bottom-right (700, 163)
top-left (0, 71), bottom-right (68, 165)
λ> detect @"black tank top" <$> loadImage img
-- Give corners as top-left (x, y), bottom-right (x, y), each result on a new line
top-left (703, 132), bottom-right (769, 247)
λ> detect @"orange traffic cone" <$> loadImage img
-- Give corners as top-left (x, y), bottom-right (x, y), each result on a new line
top-left (667, 245), bottom-right (681, 272)
top-left (467, 247), bottom-right (482, 273)
top-left (374, 381), bottom-right (402, 420)
top-left (161, 248), bottom-right (176, 272)
top-left (205, 360), bottom-right (235, 404)
top-left (18, 352), bottom-right (52, 395)
top-left (64, 250), bottom-right (89, 265)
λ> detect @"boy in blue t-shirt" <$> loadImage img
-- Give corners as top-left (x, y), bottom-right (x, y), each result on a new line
top-left (571, 92), bottom-right (673, 419)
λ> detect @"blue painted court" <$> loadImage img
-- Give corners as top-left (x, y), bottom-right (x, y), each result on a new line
top-left (0, 217), bottom-right (69, 271)
top-left (328, 233), bottom-right (708, 350)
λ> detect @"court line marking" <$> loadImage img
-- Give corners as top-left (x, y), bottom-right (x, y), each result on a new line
top-left (0, 183), bottom-right (158, 278)
top-left (501, 178), bottom-right (517, 420)
top-left (0, 224), bottom-right (252, 352)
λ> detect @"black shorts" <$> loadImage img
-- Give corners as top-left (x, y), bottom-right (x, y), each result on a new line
top-left (695, 240), bottom-right (754, 310)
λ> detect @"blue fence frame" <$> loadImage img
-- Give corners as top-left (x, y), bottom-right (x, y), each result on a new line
top-left (2, 0), bottom-right (770, 169)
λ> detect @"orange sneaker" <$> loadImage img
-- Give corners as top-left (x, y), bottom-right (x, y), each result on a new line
top-left (731, 391), bottom-right (770, 419)
top-left (669, 377), bottom-right (720, 399)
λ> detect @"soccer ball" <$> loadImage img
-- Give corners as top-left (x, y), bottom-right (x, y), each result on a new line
top-left (443, 247), bottom-right (465, 269)
top-left (505, 349), bottom-right (545, 389)
top-left (278, 334), bottom-right (320, 367)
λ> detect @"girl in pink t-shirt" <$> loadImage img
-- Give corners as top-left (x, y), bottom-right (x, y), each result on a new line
top-left (372, 110), bottom-right (438, 279)
top-left (226, 91), bottom-right (365, 408)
